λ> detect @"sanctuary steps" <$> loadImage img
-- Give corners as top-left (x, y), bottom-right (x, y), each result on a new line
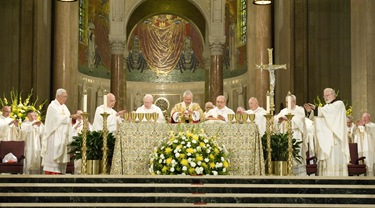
top-left (0, 175), bottom-right (374, 207)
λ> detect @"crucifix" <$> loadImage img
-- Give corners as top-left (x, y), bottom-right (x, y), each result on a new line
top-left (256, 48), bottom-right (287, 114)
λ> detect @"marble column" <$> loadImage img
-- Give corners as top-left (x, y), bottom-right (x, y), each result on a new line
top-left (53, 0), bottom-right (78, 109)
top-left (209, 40), bottom-right (225, 103)
top-left (247, 3), bottom-right (272, 107)
top-left (109, 40), bottom-right (126, 111)
top-left (351, 0), bottom-right (375, 118)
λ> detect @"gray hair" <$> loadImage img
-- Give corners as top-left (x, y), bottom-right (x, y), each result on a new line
top-left (55, 88), bottom-right (66, 98)
top-left (183, 90), bottom-right (193, 98)
top-left (286, 94), bottom-right (296, 102)
top-left (143, 94), bottom-right (154, 102)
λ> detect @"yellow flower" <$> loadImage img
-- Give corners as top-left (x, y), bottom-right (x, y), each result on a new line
top-left (201, 162), bottom-right (207, 168)
top-left (186, 148), bottom-right (194, 154)
top-left (199, 142), bottom-right (205, 147)
top-left (162, 166), bottom-right (168, 173)
top-left (214, 148), bottom-right (219, 154)
top-left (192, 135), bottom-right (199, 141)
top-left (181, 159), bottom-right (188, 166)
top-left (177, 144), bottom-right (183, 149)
top-left (165, 147), bottom-right (172, 154)
top-left (209, 162), bottom-right (215, 169)
top-left (186, 132), bottom-right (193, 138)
top-left (209, 154), bottom-right (215, 159)
top-left (189, 167), bottom-right (195, 174)
top-left (223, 160), bottom-right (229, 168)
top-left (179, 153), bottom-right (185, 159)
top-left (196, 155), bottom-right (203, 161)
top-left (166, 157), bottom-right (172, 165)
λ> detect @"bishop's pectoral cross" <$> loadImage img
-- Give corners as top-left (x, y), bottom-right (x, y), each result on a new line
top-left (256, 48), bottom-right (287, 96)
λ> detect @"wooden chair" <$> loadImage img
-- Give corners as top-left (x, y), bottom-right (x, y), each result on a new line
top-left (0, 141), bottom-right (25, 174)
top-left (66, 154), bottom-right (75, 174)
top-left (348, 143), bottom-right (367, 176)
top-left (306, 143), bottom-right (317, 176)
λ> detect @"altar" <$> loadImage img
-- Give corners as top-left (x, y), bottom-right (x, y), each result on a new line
top-left (110, 122), bottom-right (265, 176)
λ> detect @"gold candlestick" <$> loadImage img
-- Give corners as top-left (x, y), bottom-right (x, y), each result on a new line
top-left (264, 114), bottom-right (273, 175)
top-left (81, 112), bottom-right (89, 175)
top-left (101, 112), bottom-right (109, 174)
top-left (285, 113), bottom-right (294, 176)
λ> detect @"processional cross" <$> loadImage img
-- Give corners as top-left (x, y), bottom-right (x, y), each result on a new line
top-left (256, 48), bottom-right (287, 114)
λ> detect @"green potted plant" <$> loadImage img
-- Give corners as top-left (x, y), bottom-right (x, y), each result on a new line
top-left (69, 130), bottom-right (116, 174)
top-left (261, 133), bottom-right (302, 175)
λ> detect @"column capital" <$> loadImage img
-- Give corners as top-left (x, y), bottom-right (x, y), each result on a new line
top-left (209, 37), bottom-right (225, 56)
top-left (109, 38), bottom-right (125, 55)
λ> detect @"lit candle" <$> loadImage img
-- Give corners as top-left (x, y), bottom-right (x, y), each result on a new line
top-left (83, 93), bottom-right (87, 112)
top-left (266, 93), bottom-right (270, 114)
top-left (287, 93), bottom-right (292, 113)
top-left (103, 94), bottom-right (107, 112)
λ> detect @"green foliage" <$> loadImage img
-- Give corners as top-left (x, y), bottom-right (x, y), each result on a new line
top-left (69, 130), bottom-right (116, 163)
top-left (261, 133), bottom-right (302, 163)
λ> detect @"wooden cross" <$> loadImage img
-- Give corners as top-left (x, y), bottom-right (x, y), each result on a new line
top-left (256, 48), bottom-right (287, 95)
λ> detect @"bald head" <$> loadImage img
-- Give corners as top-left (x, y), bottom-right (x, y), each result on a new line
top-left (106, 93), bottom-right (116, 109)
top-left (248, 97), bottom-right (259, 111)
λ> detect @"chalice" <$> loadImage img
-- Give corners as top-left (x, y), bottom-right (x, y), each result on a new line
top-left (145, 113), bottom-right (152, 122)
top-left (249, 114), bottom-right (255, 124)
top-left (227, 114), bottom-right (235, 124)
top-left (130, 112), bottom-right (137, 123)
top-left (123, 112), bottom-right (129, 123)
top-left (241, 113), bottom-right (249, 124)
top-left (152, 112), bottom-right (159, 123)
top-left (235, 113), bottom-right (242, 124)
top-left (137, 113), bottom-right (145, 123)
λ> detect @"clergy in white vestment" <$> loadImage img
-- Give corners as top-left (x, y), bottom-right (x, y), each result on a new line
top-left (203, 101), bottom-right (214, 118)
top-left (41, 89), bottom-right (78, 174)
top-left (72, 110), bottom-right (93, 137)
top-left (205, 95), bottom-right (235, 123)
top-left (353, 113), bottom-right (375, 176)
top-left (346, 116), bottom-right (356, 143)
top-left (0, 106), bottom-right (19, 141)
top-left (92, 93), bottom-right (125, 133)
top-left (170, 90), bottom-right (204, 123)
top-left (135, 94), bottom-right (165, 123)
top-left (274, 94), bottom-right (307, 176)
top-left (304, 88), bottom-right (349, 176)
top-left (245, 97), bottom-right (267, 137)
top-left (20, 110), bottom-right (44, 174)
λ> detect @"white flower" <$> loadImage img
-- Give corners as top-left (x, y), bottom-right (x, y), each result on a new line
top-left (192, 140), bottom-right (197, 144)
top-left (156, 171), bottom-right (161, 175)
top-left (215, 162), bottom-right (223, 168)
top-left (206, 149), bottom-right (211, 154)
top-left (190, 162), bottom-right (196, 167)
top-left (187, 143), bottom-right (191, 148)
top-left (170, 167), bottom-right (175, 172)
top-left (158, 159), bottom-right (162, 163)
top-left (223, 168), bottom-right (226, 172)
top-left (204, 158), bottom-right (209, 163)
top-left (187, 153), bottom-right (191, 156)
top-left (181, 141), bottom-right (186, 144)
top-left (212, 171), bottom-right (218, 175)
top-left (197, 161), bottom-right (202, 166)
top-left (196, 146), bottom-right (201, 152)
top-left (173, 139), bottom-right (178, 143)
top-left (221, 157), bottom-right (224, 161)
top-left (175, 153), bottom-right (180, 158)
top-left (182, 166), bottom-right (187, 171)
top-left (204, 139), bottom-right (208, 143)
top-left (160, 154), bottom-right (165, 159)
top-left (195, 167), bottom-right (204, 174)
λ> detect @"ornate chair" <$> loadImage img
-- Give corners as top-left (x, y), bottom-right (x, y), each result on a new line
top-left (348, 143), bottom-right (367, 176)
top-left (0, 141), bottom-right (25, 174)
top-left (306, 143), bottom-right (317, 176)
top-left (155, 97), bottom-right (170, 121)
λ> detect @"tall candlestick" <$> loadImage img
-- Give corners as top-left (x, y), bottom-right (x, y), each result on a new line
top-left (287, 91), bottom-right (292, 113)
top-left (266, 92), bottom-right (270, 114)
top-left (83, 92), bottom-right (87, 112)
top-left (103, 93), bottom-right (107, 112)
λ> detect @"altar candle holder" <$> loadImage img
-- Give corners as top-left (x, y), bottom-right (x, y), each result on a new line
top-left (285, 113), bottom-right (294, 176)
top-left (264, 114), bottom-right (273, 175)
top-left (101, 112), bottom-right (109, 174)
top-left (81, 112), bottom-right (89, 175)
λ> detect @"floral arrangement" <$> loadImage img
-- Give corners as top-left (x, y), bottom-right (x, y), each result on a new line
top-left (0, 89), bottom-right (47, 122)
top-left (149, 125), bottom-right (230, 176)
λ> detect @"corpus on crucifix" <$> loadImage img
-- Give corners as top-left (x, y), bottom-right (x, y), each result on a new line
top-left (256, 48), bottom-right (287, 114)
